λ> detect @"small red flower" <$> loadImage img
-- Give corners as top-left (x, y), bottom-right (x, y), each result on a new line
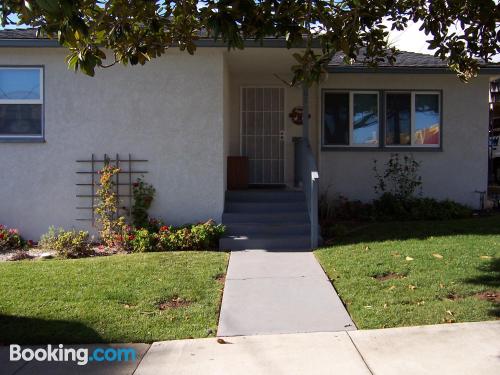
top-left (128, 235), bottom-right (135, 241)
top-left (0, 233), bottom-right (4, 240)
top-left (160, 226), bottom-right (169, 232)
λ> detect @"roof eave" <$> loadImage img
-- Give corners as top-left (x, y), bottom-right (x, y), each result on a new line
top-left (327, 66), bottom-right (500, 75)
top-left (0, 38), bottom-right (59, 47)
top-left (0, 38), bottom-right (313, 49)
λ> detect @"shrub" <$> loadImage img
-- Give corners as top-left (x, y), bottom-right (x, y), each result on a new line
top-left (95, 163), bottom-right (128, 249)
top-left (0, 225), bottom-right (24, 252)
top-left (131, 178), bottom-right (156, 229)
top-left (147, 217), bottom-right (164, 232)
top-left (156, 220), bottom-right (225, 251)
top-left (130, 228), bottom-right (156, 253)
top-left (319, 194), bottom-right (375, 225)
top-left (320, 193), bottom-right (472, 239)
top-left (124, 220), bottom-right (226, 253)
top-left (39, 227), bottom-right (93, 258)
top-left (373, 154), bottom-right (422, 200)
top-left (322, 223), bottom-right (349, 239)
top-left (373, 193), bottom-right (472, 221)
top-left (191, 220), bottom-right (226, 249)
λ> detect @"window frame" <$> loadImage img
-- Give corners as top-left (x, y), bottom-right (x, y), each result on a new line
top-left (322, 89), bottom-right (381, 149)
top-left (384, 90), bottom-right (441, 149)
top-left (321, 88), bottom-right (443, 152)
top-left (0, 65), bottom-right (45, 142)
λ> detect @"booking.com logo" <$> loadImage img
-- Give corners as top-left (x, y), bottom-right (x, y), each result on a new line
top-left (10, 344), bottom-right (137, 366)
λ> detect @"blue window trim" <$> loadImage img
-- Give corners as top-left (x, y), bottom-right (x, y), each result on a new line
top-left (0, 65), bottom-right (45, 143)
top-left (321, 88), bottom-right (443, 152)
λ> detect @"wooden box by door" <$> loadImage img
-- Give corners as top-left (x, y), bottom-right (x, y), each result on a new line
top-left (227, 156), bottom-right (249, 190)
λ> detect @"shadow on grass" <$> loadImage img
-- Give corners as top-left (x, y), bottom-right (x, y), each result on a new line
top-left (325, 215), bottom-right (500, 246)
top-left (0, 315), bottom-right (102, 345)
top-left (465, 258), bottom-right (500, 318)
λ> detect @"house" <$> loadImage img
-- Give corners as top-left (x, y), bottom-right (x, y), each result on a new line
top-left (1, 28), bottom-right (499, 248)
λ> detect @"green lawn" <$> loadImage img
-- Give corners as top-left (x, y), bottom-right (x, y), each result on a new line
top-left (315, 215), bottom-right (500, 329)
top-left (0, 252), bottom-right (228, 344)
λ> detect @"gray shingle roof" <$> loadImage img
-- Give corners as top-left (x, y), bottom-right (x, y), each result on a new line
top-left (329, 50), bottom-right (448, 68)
top-left (0, 28), bottom-right (39, 39)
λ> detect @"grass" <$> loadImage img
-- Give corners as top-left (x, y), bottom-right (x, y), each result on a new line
top-left (0, 251), bottom-right (228, 344)
top-left (315, 215), bottom-right (500, 329)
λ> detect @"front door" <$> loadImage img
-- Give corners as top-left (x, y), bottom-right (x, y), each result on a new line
top-left (240, 87), bottom-right (285, 185)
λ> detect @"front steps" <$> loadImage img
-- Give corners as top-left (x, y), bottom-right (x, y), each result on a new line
top-left (220, 190), bottom-right (311, 251)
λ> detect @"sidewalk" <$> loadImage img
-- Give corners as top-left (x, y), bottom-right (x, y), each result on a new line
top-left (2, 321), bottom-right (499, 374)
top-left (217, 250), bottom-right (355, 336)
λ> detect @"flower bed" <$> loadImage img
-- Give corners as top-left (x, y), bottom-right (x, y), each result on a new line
top-left (0, 225), bottom-right (24, 252)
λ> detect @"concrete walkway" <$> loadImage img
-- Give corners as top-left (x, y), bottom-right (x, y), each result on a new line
top-left (1, 322), bottom-right (499, 374)
top-left (217, 250), bottom-right (355, 336)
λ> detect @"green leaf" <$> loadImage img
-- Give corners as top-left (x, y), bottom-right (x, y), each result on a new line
top-left (35, 0), bottom-right (60, 14)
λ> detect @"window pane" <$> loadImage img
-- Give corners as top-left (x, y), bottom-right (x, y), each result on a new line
top-left (323, 93), bottom-right (349, 145)
top-left (415, 94), bottom-right (440, 145)
top-left (353, 93), bottom-right (378, 145)
top-left (0, 104), bottom-right (42, 135)
top-left (386, 93), bottom-right (411, 145)
top-left (0, 69), bottom-right (41, 100)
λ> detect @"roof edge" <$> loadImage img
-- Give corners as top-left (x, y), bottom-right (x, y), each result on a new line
top-left (0, 37), bottom-right (310, 48)
top-left (327, 66), bottom-right (500, 75)
top-left (0, 38), bottom-right (59, 47)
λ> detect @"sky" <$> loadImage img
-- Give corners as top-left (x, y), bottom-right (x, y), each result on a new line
top-left (387, 21), bottom-right (500, 62)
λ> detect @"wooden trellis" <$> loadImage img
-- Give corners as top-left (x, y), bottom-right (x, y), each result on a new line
top-left (76, 154), bottom-right (148, 223)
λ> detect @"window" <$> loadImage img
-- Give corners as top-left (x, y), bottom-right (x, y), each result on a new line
top-left (386, 93), bottom-right (411, 145)
top-left (414, 93), bottom-right (440, 146)
top-left (353, 93), bottom-right (379, 146)
top-left (323, 91), bottom-right (379, 147)
top-left (385, 91), bottom-right (440, 147)
top-left (0, 67), bottom-right (43, 140)
top-left (323, 92), bottom-right (349, 145)
top-left (322, 89), bottom-right (441, 149)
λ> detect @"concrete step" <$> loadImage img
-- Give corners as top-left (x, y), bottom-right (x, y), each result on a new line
top-left (219, 235), bottom-right (310, 250)
top-left (222, 212), bottom-right (309, 224)
top-left (226, 190), bottom-right (305, 203)
top-left (226, 222), bottom-right (311, 236)
top-left (225, 201), bottom-right (307, 213)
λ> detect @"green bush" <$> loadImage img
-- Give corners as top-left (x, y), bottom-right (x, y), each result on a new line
top-left (156, 220), bottom-right (225, 251)
top-left (39, 227), bottom-right (93, 258)
top-left (320, 193), bottom-right (473, 239)
top-left (127, 220), bottom-right (225, 252)
top-left (191, 220), bottom-right (226, 248)
top-left (0, 225), bottom-right (24, 252)
top-left (130, 228), bottom-right (156, 253)
top-left (373, 154), bottom-right (422, 200)
top-left (373, 193), bottom-right (472, 221)
top-left (131, 178), bottom-right (156, 228)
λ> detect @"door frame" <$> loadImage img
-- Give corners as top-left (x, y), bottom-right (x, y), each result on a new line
top-left (239, 85), bottom-right (287, 185)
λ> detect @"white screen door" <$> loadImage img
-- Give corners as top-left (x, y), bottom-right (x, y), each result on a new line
top-left (240, 87), bottom-right (285, 184)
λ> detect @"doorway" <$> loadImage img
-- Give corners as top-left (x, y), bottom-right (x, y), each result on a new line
top-left (240, 87), bottom-right (285, 185)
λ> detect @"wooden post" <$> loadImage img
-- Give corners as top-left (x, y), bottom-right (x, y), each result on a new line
top-left (302, 85), bottom-right (310, 142)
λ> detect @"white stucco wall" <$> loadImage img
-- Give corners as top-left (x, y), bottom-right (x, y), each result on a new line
top-left (317, 74), bottom-right (490, 208)
top-left (0, 48), bottom-right (226, 240)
